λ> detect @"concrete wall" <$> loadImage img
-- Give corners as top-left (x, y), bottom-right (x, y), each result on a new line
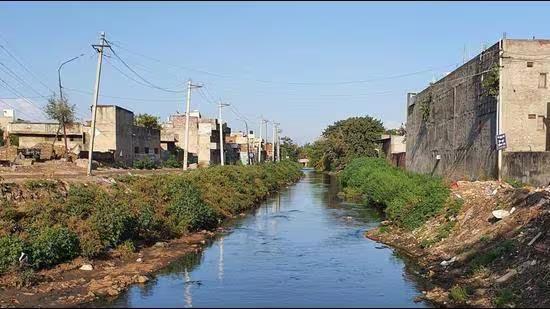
top-left (8, 122), bottom-right (84, 149)
top-left (502, 152), bottom-right (550, 186)
top-left (406, 42), bottom-right (500, 180)
top-left (133, 126), bottom-right (161, 162)
top-left (501, 39), bottom-right (550, 152)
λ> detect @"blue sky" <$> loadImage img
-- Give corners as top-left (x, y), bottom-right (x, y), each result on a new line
top-left (1, 1), bottom-right (549, 144)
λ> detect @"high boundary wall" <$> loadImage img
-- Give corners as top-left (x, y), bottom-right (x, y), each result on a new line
top-left (406, 42), bottom-right (500, 181)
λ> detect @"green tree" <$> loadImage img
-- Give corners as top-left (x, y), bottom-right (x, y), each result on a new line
top-left (279, 136), bottom-right (299, 161)
top-left (306, 116), bottom-right (385, 171)
top-left (135, 113), bottom-right (161, 130)
top-left (45, 95), bottom-right (75, 157)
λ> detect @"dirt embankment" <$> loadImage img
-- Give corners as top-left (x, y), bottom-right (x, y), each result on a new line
top-left (367, 181), bottom-right (549, 307)
top-left (0, 229), bottom-right (219, 308)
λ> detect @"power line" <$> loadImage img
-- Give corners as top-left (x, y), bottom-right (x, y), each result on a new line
top-left (0, 62), bottom-right (49, 98)
top-left (64, 87), bottom-right (183, 102)
top-left (107, 37), bottom-right (462, 86)
top-left (0, 76), bottom-right (48, 119)
top-left (106, 43), bottom-right (186, 93)
top-left (0, 36), bottom-right (56, 94)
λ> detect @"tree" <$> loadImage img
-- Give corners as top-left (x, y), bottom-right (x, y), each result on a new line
top-left (45, 95), bottom-right (75, 157)
top-left (305, 116), bottom-right (385, 171)
top-left (134, 113), bottom-right (161, 130)
top-left (279, 136), bottom-right (299, 161)
top-left (385, 124), bottom-right (406, 136)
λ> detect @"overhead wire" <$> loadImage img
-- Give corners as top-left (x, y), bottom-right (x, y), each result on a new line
top-left (105, 43), bottom-right (186, 93)
top-left (0, 35), bottom-right (56, 94)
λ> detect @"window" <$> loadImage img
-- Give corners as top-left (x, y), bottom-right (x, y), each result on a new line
top-left (154, 148), bottom-right (159, 154)
top-left (134, 146), bottom-right (139, 154)
top-left (539, 73), bottom-right (547, 88)
top-left (528, 114), bottom-right (537, 119)
top-left (144, 147), bottom-right (149, 154)
top-left (69, 137), bottom-right (74, 141)
top-left (57, 136), bottom-right (62, 141)
top-left (527, 62), bottom-right (534, 68)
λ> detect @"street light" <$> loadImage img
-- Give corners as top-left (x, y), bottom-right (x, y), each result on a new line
top-left (58, 54), bottom-right (84, 99)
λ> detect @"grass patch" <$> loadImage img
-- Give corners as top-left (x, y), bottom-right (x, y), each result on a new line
top-left (340, 157), bottom-right (450, 230)
top-left (505, 178), bottom-right (525, 189)
top-left (449, 285), bottom-right (469, 303)
top-left (469, 239), bottom-right (515, 270)
top-left (494, 288), bottom-right (516, 308)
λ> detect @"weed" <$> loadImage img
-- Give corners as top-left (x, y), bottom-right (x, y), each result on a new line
top-left (24, 180), bottom-right (57, 190)
top-left (469, 239), bottom-right (515, 270)
top-left (115, 240), bottom-right (136, 259)
top-left (340, 157), bottom-right (449, 230)
top-left (133, 157), bottom-right (158, 170)
top-left (505, 178), bottom-right (525, 189)
top-left (494, 288), bottom-right (516, 308)
top-left (15, 268), bottom-right (39, 288)
top-left (28, 226), bottom-right (80, 269)
top-left (449, 285), bottom-right (469, 303)
top-left (0, 235), bottom-right (24, 274)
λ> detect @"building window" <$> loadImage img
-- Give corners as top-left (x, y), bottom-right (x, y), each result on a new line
top-left (527, 61), bottom-right (534, 68)
top-left (134, 146), bottom-right (139, 154)
top-left (144, 147), bottom-right (149, 154)
top-left (57, 136), bottom-right (62, 141)
top-left (539, 73), bottom-right (547, 88)
top-left (69, 137), bottom-right (74, 141)
top-left (154, 148), bottom-right (159, 154)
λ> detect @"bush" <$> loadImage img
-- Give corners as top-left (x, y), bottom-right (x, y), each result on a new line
top-left (162, 154), bottom-right (182, 168)
top-left (341, 157), bottom-right (449, 230)
top-left (0, 235), bottom-right (24, 274)
top-left (28, 226), bottom-right (80, 269)
top-left (164, 177), bottom-right (218, 233)
top-left (449, 285), bottom-right (469, 303)
top-left (133, 157), bottom-right (157, 169)
top-left (0, 161), bottom-right (303, 274)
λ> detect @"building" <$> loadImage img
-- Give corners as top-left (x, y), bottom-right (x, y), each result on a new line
top-left (226, 131), bottom-right (252, 165)
top-left (7, 105), bottom-right (161, 166)
top-left (406, 38), bottom-right (550, 186)
top-left (377, 134), bottom-right (406, 168)
top-left (160, 110), bottom-right (235, 167)
top-left (7, 122), bottom-right (85, 150)
top-left (91, 105), bottom-right (160, 165)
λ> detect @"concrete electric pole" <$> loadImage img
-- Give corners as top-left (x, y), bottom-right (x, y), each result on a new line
top-left (272, 122), bottom-right (279, 162)
top-left (218, 101), bottom-right (230, 166)
top-left (277, 128), bottom-right (282, 162)
top-left (257, 118), bottom-right (263, 164)
top-left (183, 80), bottom-right (202, 171)
top-left (87, 32), bottom-right (109, 176)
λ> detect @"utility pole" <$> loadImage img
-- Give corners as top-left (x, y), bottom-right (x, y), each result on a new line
top-left (272, 122), bottom-right (279, 162)
top-left (277, 128), bottom-right (281, 162)
top-left (218, 101), bottom-right (230, 166)
top-left (183, 80), bottom-right (202, 171)
top-left (257, 117), bottom-right (263, 164)
top-left (87, 32), bottom-right (109, 176)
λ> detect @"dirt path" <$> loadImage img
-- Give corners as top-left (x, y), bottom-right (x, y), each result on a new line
top-left (0, 161), bottom-right (183, 183)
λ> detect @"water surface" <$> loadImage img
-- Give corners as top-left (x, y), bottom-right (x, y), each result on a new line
top-left (104, 170), bottom-right (426, 308)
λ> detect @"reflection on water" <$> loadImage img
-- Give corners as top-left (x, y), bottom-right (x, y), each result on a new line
top-left (100, 171), bottom-right (426, 308)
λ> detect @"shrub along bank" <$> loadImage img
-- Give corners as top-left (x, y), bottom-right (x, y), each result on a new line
top-left (0, 161), bottom-right (303, 276)
top-left (340, 157), bottom-right (450, 230)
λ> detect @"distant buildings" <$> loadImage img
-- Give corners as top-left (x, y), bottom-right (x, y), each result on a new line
top-left (377, 134), bottom-right (406, 169)
top-left (6, 105), bottom-right (161, 165)
top-left (406, 38), bottom-right (550, 186)
top-left (160, 110), bottom-right (236, 167)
